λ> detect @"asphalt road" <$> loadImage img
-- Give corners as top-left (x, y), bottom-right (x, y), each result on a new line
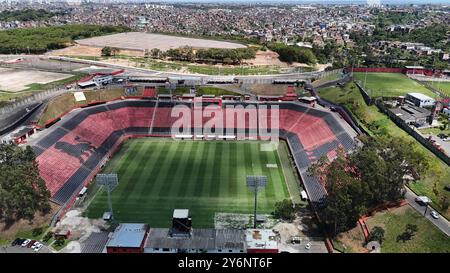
top-left (404, 187), bottom-right (450, 236)
top-left (0, 245), bottom-right (52, 253)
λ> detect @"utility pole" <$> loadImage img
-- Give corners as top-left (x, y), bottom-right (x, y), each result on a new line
top-left (96, 174), bottom-right (119, 220)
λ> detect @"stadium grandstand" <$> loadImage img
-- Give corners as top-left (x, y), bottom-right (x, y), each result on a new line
top-left (28, 99), bottom-right (356, 215)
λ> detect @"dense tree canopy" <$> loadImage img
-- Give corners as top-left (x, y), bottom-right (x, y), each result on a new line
top-left (0, 9), bottom-right (61, 22)
top-left (269, 43), bottom-right (317, 65)
top-left (0, 24), bottom-right (130, 54)
top-left (309, 136), bottom-right (428, 236)
top-left (0, 144), bottom-right (51, 222)
top-left (163, 46), bottom-right (256, 64)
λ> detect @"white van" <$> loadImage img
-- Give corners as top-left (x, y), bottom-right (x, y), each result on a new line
top-left (301, 190), bottom-right (308, 201)
top-left (78, 187), bottom-right (88, 198)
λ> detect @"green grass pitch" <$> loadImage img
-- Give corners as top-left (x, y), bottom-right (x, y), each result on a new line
top-left (353, 72), bottom-right (436, 98)
top-left (425, 81), bottom-right (450, 97)
top-left (85, 139), bottom-right (292, 228)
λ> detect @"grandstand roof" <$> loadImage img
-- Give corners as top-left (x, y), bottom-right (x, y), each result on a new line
top-left (107, 223), bottom-right (149, 248)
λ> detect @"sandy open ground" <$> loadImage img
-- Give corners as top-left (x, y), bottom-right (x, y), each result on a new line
top-left (48, 44), bottom-right (144, 57)
top-left (0, 68), bottom-right (72, 92)
top-left (76, 32), bottom-right (247, 51)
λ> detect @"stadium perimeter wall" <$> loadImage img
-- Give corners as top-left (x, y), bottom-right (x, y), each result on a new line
top-left (354, 80), bottom-right (449, 164)
top-left (374, 100), bottom-right (450, 166)
top-left (351, 67), bottom-right (437, 76)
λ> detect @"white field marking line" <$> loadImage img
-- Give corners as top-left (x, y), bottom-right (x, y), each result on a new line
top-left (148, 100), bottom-right (159, 134)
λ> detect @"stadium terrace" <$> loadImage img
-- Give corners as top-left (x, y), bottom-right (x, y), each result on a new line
top-left (28, 98), bottom-right (356, 219)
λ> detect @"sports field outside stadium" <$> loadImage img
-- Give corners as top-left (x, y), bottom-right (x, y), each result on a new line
top-left (353, 72), bottom-right (436, 98)
top-left (85, 138), bottom-right (294, 228)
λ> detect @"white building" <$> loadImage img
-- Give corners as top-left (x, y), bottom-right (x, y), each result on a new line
top-left (245, 229), bottom-right (279, 253)
top-left (405, 93), bottom-right (435, 108)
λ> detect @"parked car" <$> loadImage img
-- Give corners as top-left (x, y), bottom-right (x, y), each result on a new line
top-left (430, 210), bottom-right (440, 219)
top-left (26, 240), bottom-right (36, 248)
top-left (291, 236), bottom-right (301, 244)
top-left (437, 133), bottom-right (447, 139)
top-left (31, 241), bottom-right (40, 249)
top-left (305, 242), bottom-right (311, 250)
top-left (21, 239), bottom-right (31, 247)
top-left (34, 243), bottom-right (43, 252)
top-left (11, 238), bottom-right (23, 246)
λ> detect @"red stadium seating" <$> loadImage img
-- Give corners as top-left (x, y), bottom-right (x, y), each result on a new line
top-left (34, 100), bottom-right (354, 207)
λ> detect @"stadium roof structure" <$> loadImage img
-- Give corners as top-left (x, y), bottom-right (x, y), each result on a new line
top-left (144, 228), bottom-right (245, 250)
top-left (106, 223), bottom-right (149, 248)
top-left (173, 209), bottom-right (190, 219)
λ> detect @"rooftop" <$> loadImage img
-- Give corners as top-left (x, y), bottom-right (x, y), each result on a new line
top-left (144, 228), bottom-right (245, 250)
top-left (106, 223), bottom-right (149, 248)
top-left (407, 93), bottom-right (435, 101)
top-left (173, 209), bottom-right (190, 219)
top-left (245, 229), bottom-right (278, 250)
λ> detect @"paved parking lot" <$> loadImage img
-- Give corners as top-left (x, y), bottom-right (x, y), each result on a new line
top-left (0, 245), bottom-right (52, 253)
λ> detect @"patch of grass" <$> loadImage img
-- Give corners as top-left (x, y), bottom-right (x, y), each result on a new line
top-left (312, 72), bottom-right (342, 87)
top-left (424, 81), bottom-right (450, 97)
top-left (22, 74), bottom-right (85, 92)
top-left (38, 87), bottom-right (142, 126)
top-left (353, 72), bottom-right (436, 98)
top-left (15, 225), bottom-right (48, 241)
top-left (196, 86), bottom-right (240, 96)
top-left (188, 65), bottom-right (280, 75)
top-left (319, 83), bottom-right (450, 219)
top-left (278, 140), bottom-right (305, 206)
top-left (52, 238), bottom-right (69, 251)
top-left (418, 126), bottom-right (450, 136)
top-left (86, 139), bottom-right (291, 228)
top-left (156, 86), bottom-right (191, 95)
top-left (156, 86), bottom-right (240, 97)
top-left (365, 206), bottom-right (450, 253)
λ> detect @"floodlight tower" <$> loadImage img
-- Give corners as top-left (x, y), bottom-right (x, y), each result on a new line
top-left (96, 173), bottom-right (119, 220)
top-left (246, 175), bottom-right (268, 228)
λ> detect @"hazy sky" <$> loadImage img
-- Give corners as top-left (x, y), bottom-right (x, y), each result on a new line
top-left (1, 0), bottom-right (449, 4)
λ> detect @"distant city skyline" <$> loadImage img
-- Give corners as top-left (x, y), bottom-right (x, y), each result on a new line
top-left (0, 0), bottom-right (449, 4)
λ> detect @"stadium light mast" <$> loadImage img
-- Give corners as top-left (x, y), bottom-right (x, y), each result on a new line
top-left (246, 175), bottom-right (268, 228)
top-left (96, 173), bottom-right (119, 220)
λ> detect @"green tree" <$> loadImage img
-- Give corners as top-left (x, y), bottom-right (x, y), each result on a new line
top-left (273, 199), bottom-right (295, 221)
top-left (368, 226), bottom-right (385, 244)
top-left (397, 224), bottom-right (418, 242)
top-left (0, 144), bottom-right (51, 222)
top-left (101, 46), bottom-right (112, 57)
top-left (308, 136), bottom-right (428, 236)
top-left (149, 48), bottom-right (162, 59)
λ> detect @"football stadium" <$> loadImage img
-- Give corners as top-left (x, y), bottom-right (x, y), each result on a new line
top-left (28, 97), bottom-right (356, 227)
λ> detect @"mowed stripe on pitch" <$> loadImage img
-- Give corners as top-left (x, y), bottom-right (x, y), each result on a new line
top-left (86, 139), bottom-right (291, 227)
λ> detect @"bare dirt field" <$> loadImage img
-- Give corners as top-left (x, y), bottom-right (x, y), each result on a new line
top-left (249, 50), bottom-right (287, 67)
top-left (48, 44), bottom-right (144, 57)
top-left (0, 68), bottom-right (73, 92)
top-left (75, 32), bottom-right (247, 51)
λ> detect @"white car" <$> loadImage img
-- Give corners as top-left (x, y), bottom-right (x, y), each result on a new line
top-left (21, 239), bottom-right (31, 247)
top-left (305, 242), bottom-right (311, 250)
top-left (31, 241), bottom-right (40, 249)
top-left (430, 210), bottom-right (440, 219)
top-left (34, 243), bottom-right (43, 252)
